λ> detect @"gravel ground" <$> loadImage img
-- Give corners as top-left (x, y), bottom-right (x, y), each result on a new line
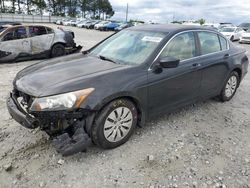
top-left (0, 24), bottom-right (249, 188)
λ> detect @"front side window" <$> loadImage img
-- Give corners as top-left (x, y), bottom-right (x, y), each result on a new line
top-left (198, 32), bottom-right (221, 55)
top-left (29, 26), bottom-right (47, 37)
top-left (2, 27), bottom-right (27, 41)
top-left (219, 36), bottom-right (228, 51)
top-left (90, 30), bottom-right (167, 65)
top-left (160, 32), bottom-right (196, 61)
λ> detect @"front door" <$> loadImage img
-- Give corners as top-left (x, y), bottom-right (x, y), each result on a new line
top-left (147, 31), bottom-right (202, 117)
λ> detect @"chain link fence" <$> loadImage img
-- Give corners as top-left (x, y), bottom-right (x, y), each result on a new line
top-left (0, 13), bottom-right (64, 23)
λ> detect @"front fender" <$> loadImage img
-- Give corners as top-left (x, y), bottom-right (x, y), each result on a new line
top-left (80, 90), bottom-right (147, 126)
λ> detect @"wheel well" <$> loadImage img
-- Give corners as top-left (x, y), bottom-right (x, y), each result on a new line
top-left (99, 96), bottom-right (143, 125)
top-left (233, 68), bottom-right (242, 81)
top-left (51, 42), bottom-right (66, 50)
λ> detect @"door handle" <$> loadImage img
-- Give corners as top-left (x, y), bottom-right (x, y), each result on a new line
top-left (224, 54), bottom-right (230, 59)
top-left (191, 63), bottom-right (201, 69)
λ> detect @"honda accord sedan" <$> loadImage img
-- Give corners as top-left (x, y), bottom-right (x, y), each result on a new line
top-left (7, 24), bottom-right (249, 156)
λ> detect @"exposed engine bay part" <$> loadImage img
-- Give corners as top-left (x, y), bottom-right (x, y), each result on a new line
top-left (52, 122), bottom-right (92, 156)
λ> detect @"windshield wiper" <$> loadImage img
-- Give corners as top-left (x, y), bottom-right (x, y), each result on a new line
top-left (99, 55), bottom-right (117, 64)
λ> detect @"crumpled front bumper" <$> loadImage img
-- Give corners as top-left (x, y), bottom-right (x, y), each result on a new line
top-left (7, 92), bottom-right (39, 129)
top-left (6, 92), bottom-right (92, 156)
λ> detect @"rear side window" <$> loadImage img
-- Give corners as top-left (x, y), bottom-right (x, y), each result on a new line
top-left (29, 26), bottom-right (47, 37)
top-left (219, 36), bottom-right (228, 51)
top-left (160, 32), bottom-right (196, 61)
top-left (2, 27), bottom-right (27, 41)
top-left (198, 32), bottom-right (221, 55)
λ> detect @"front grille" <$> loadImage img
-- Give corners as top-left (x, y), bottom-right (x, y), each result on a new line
top-left (242, 37), bottom-right (250, 40)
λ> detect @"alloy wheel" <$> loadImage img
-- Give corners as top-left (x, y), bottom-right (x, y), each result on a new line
top-left (225, 75), bottom-right (238, 98)
top-left (103, 107), bottom-right (133, 143)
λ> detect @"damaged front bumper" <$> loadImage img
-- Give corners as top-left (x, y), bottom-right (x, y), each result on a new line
top-left (6, 92), bottom-right (92, 156)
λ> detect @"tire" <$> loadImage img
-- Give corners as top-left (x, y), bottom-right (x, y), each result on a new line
top-left (230, 36), bottom-right (234, 41)
top-left (51, 43), bottom-right (65, 58)
top-left (219, 71), bottom-right (240, 102)
top-left (91, 99), bottom-right (138, 149)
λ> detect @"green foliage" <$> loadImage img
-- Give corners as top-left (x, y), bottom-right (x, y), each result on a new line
top-left (195, 18), bottom-right (206, 25)
top-left (0, 0), bottom-right (114, 17)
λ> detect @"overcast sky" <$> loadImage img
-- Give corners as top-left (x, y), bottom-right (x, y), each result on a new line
top-left (109, 0), bottom-right (250, 24)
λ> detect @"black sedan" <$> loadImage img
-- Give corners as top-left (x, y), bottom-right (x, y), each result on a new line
top-left (7, 24), bottom-right (249, 156)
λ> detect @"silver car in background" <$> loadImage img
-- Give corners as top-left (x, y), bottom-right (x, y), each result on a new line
top-left (220, 27), bottom-right (245, 41)
top-left (240, 29), bottom-right (250, 43)
top-left (0, 25), bottom-right (81, 63)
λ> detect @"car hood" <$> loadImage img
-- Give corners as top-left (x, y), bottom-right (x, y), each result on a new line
top-left (14, 54), bottom-right (128, 97)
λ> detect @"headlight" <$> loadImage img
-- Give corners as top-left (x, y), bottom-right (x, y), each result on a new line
top-left (30, 88), bottom-right (95, 112)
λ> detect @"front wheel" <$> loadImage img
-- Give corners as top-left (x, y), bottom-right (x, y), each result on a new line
top-left (91, 99), bottom-right (138, 149)
top-left (219, 71), bottom-right (240, 102)
top-left (230, 36), bottom-right (234, 41)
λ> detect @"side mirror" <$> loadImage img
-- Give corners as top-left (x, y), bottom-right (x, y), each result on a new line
top-left (159, 56), bottom-right (180, 68)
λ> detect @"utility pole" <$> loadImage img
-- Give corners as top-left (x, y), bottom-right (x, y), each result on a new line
top-left (126, 3), bottom-right (128, 22)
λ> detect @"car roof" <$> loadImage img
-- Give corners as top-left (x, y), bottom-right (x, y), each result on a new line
top-left (128, 24), bottom-right (217, 33)
top-left (0, 25), bottom-right (53, 36)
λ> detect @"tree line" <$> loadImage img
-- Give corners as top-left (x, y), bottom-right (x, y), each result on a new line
top-left (0, 0), bottom-right (114, 18)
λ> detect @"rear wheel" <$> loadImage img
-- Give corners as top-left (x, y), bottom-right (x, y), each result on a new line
top-left (51, 43), bottom-right (65, 58)
top-left (219, 71), bottom-right (240, 102)
top-left (91, 99), bottom-right (138, 149)
top-left (230, 35), bottom-right (234, 41)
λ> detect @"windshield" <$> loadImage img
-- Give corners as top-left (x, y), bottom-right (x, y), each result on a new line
top-left (221, 27), bottom-right (235, 32)
top-left (90, 30), bottom-right (166, 65)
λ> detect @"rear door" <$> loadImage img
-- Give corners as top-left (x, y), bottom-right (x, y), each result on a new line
top-left (0, 26), bottom-right (31, 62)
top-left (28, 26), bottom-right (54, 55)
top-left (196, 31), bottom-right (230, 97)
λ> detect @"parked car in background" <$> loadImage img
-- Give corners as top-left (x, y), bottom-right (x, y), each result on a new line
top-left (103, 21), bottom-right (120, 31)
top-left (7, 24), bottom-right (249, 156)
top-left (63, 19), bottom-right (77, 26)
top-left (77, 20), bottom-right (87, 28)
top-left (238, 23), bottom-right (250, 31)
top-left (72, 20), bottom-right (83, 27)
top-left (69, 20), bottom-right (78, 26)
top-left (94, 21), bottom-right (110, 30)
top-left (55, 20), bottom-right (62, 25)
top-left (218, 23), bottom-right (235, 30)
top-left (203, 23), bottom-right (220, 29)
top-left (86, 20), bottom-right (101, 29)
top-left (239, 30), bottom-right (250, 43)
top-left (77, 20), bottom-right (91, 28)
top-left (0, 25), bottom-right (82, 63)
top-left (220, 27), bottom-right (245, 41)
top-left (114, 22), bottom-right (134, 31)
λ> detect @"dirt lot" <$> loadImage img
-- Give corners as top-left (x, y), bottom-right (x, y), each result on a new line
top-left (0, 24), bottom-right (249, 188)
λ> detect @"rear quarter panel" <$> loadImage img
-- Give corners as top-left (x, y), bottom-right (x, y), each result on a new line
top-left (52, 29), bottom-right (67, 46)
